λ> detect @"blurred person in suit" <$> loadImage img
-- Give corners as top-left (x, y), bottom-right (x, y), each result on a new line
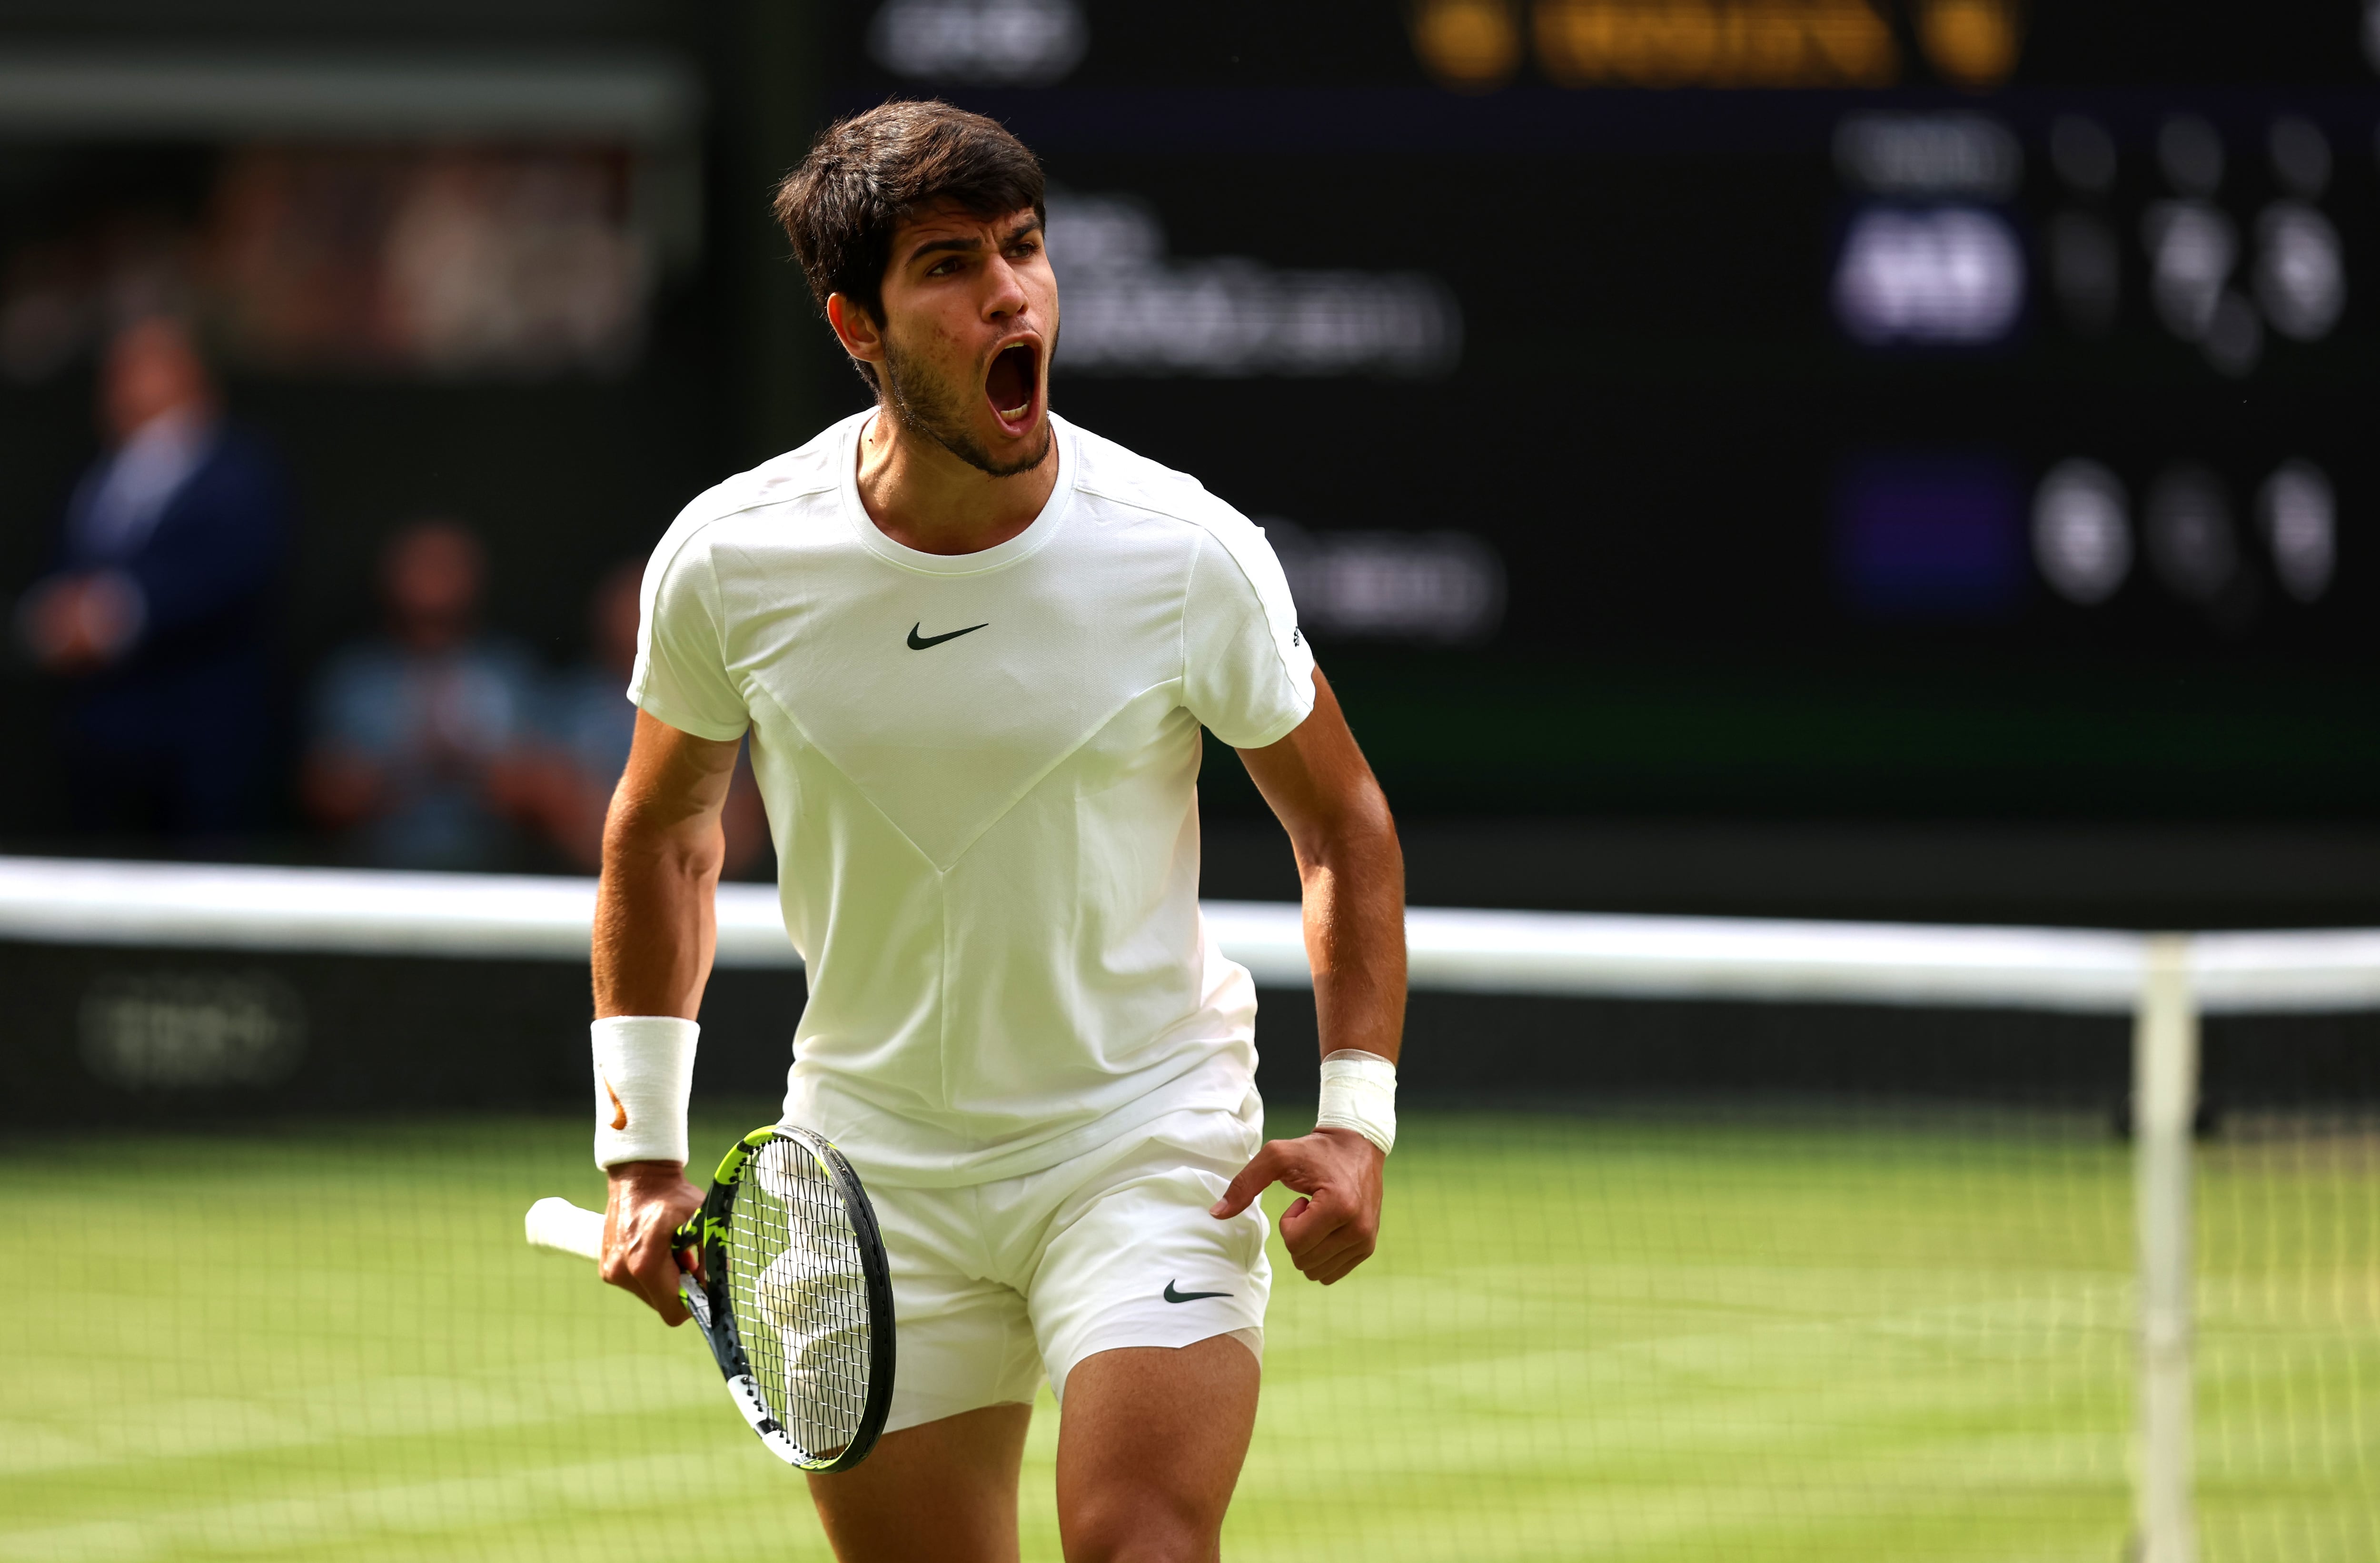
top-left (302, 517), bottom-right (540, 869)
top-left (523, 559), bottom-right (768, 875)
top-left (16, 316), bottom-right (291, 842)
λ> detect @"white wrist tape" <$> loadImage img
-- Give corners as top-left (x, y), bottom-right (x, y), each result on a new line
top-left (591, 1016), bottom-right (699, 1169)
top-left (1315, 1048), bottom-right (1398, 1156)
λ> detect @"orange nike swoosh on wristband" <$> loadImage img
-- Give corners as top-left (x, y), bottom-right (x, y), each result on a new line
top-left (600, 1069), bottom-right (628, 1131)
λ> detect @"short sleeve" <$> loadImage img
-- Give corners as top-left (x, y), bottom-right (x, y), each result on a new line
top-left (1182, 522), bottom-right (1317, 749)
top-left (627, 532), bottom-right (750, 742)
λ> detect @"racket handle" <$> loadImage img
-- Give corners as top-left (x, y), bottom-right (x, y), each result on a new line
top-left (525, 1197), bottom-right (606, 1262)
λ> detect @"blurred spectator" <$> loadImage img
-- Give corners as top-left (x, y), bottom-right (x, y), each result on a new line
top-left (15, 317), bottom-right (290, 842)
top-left (522, 559), bottom-right (769, 874)
top-left (302, 519), bottom-right (538, 869)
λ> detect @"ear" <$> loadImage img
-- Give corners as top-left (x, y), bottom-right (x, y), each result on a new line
top-left (825, 294), bottom-right (885, 369)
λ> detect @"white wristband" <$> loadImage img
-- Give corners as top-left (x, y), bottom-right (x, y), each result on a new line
top-left (592, 1016), bottom-right (699, 1169)
top-left (1315, 1048), bottom-right (1397, 1156)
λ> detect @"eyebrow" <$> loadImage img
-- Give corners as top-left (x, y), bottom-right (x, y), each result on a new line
top-left (905, 215), bottom-right (1043, 266)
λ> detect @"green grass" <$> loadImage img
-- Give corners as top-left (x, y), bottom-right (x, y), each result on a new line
top-left (0, 1108), bottom-right (2370, 1562)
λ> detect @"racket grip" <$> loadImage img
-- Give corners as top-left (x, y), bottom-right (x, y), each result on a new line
top-left (525, 1197), bottom-right (606, 1262)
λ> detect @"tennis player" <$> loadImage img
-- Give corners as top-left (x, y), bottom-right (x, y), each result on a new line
top-left (593, 100), bottom-right (1406, 1562)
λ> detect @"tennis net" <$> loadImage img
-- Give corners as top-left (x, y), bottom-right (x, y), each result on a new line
top-left (0, 857), bottom-right (2372, 1562)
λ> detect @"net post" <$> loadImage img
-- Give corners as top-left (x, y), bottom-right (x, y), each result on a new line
top-left (2133, 933), bottom-right (2198, 1563)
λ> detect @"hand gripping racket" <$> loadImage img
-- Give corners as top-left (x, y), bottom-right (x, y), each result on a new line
top-left (525, 1125), bottom-right (896, 1472)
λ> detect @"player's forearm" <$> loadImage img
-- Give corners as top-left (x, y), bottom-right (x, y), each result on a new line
top-left (1295, 791), bottom-right (1407, 1065)
top-left (592, 791), bottom-right (724, 1020)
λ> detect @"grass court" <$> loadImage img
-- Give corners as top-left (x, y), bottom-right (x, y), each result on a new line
top-left (1, 1108), bottom-right (2370, 1562)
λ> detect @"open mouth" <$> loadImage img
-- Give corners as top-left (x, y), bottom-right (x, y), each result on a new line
top-left (984, 342), bottom-right (1039, 429)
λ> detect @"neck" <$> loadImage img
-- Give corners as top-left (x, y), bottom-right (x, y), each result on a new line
top-left (854, 403), bottom-right (1058, 556)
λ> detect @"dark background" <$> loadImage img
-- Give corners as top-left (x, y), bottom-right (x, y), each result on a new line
top-left (18, 937), bottom-right (2378, 1126)
top-left (2, 2), bottom-right (2377, 1125)
top-left (0, 0), bottom-right (2375, 927)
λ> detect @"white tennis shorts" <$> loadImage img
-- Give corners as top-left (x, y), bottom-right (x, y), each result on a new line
top-left (860, 1095), bottom-right (1272, 1434)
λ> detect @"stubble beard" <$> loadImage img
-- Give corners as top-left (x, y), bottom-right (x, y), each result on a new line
top-left (880, 332), bottom-right (1052, 480)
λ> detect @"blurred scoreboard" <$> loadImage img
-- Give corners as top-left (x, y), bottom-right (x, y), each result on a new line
top-left (815, 1), bottom-right (2380, 815)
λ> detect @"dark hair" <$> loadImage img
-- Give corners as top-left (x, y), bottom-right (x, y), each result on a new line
top-left (774, 100), bottom-right (1046, 389)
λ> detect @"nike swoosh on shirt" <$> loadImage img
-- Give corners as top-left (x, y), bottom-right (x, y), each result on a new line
top-left (907, 621), bottom-right (988, 650)
top-left (1163, 1281), bottom-right (1232, 1304)
top-left (600, 1070), bottom-right (627, 1131)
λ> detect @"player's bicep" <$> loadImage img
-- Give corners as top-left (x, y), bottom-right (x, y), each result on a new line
top-left (1235, 670), bottom-right (1389, 858)
top-left (610, 710), bottom-right (743, 841)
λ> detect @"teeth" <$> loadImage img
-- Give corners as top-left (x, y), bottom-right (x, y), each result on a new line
top-left (999, 404), bottom-right (1029, 419)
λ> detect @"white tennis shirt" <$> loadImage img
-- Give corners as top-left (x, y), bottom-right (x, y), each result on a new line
top-left (632, 410), bottom-right (1316, 1187)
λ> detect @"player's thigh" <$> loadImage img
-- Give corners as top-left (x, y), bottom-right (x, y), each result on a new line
top-left (806, 1402), bottom-right (1033, 1563)
top-left (1055, 1335), bottom-right (1260, 1563)
top-left (1026, 1108), bottom-right (1272, 1397)
top-left (871, 1178), bottom-right (1047, 1434)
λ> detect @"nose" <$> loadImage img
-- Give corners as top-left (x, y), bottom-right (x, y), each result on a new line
top-left (982, 254), bottom-right (1029, 323)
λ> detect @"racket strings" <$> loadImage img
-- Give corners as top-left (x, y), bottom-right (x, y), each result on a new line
top-left (733, 1139), bottom-right (873, 1460)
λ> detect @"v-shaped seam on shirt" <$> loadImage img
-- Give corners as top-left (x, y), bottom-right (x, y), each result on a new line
top-left (753, 674), bottom-right (1186, 877)
top-left (744, 678), bottom-right (942, 875)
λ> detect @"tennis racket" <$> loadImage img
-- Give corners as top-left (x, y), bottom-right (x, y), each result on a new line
top-left (524, 1124), bottom-right (895, 1472)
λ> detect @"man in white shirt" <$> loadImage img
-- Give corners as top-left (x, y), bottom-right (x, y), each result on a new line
top-left (595, 100), bottom-right (1406, 1562)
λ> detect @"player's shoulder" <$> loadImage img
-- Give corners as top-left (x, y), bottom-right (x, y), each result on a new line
top-left (1063, 417), bottom-right (1287, 603)
top-left (1065, 417), bottom-right (1262, 549)
top-left (650, 412), bottom-right (860, 568)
